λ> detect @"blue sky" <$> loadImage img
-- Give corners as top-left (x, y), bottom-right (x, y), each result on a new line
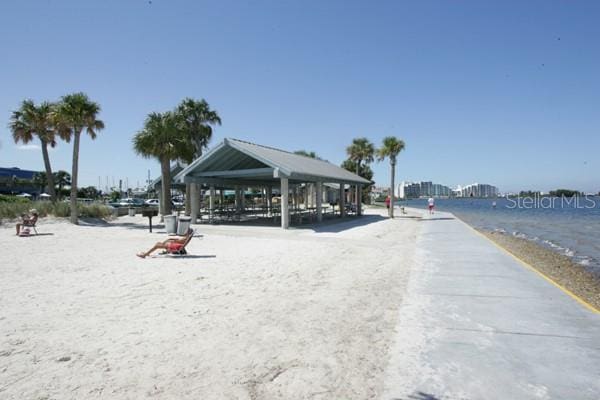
top-left (1, 0), bottom-right (599, 193)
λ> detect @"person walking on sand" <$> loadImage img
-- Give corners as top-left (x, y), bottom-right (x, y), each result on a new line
top-left (385, 195), bottom-right (391, 210)
top-left (428, 197), bottom-right (435, 215)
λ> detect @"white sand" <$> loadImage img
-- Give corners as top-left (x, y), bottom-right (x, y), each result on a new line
top-left (0, 208), bottom-right (420, 399)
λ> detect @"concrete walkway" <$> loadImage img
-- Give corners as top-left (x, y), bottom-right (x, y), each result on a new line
top-left (383, 210), bottom-right (600, 400)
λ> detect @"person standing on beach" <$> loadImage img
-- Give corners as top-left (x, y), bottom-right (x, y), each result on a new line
top-left (428, 197), bottom-right (435, 215)
top-left (385, 195), bottom-right (391, 210)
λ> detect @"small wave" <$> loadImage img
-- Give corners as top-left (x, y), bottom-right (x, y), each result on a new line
top-left (564, 249), bottom-right (575, 257)
top-left (578, 258), bottom-right (591, 266)
top-left (512, 231), bottom-right (528, 239)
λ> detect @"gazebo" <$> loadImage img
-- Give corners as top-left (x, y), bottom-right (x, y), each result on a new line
top-left (174, 138), bottom-right (370, 229)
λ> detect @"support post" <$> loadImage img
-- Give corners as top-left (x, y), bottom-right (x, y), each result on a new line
top-left (316, 181), bottom-right (323, 222)
top-left (339, 184), bottom-right (346, 217)
top-left (235, 187), bottom-right (241, 211)
top-left (357, 184), bottom-right (362, 216)
top-left (266, 186), bottom-right (273, 216)
top-left (190, 183), bottom-right (200, 223)
top-left (281, 178), bottom-right (289, 229)
top-left (209, 185), bottom-right (215, 221)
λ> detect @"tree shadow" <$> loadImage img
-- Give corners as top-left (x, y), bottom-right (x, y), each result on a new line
top-left (79, 218), bottom-right (161, 231)
top-left (417, 217), bottom-right (455, 221)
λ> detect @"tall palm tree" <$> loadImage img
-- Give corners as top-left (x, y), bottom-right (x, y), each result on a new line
top-left (55, 93), bottom-right (104, 224)
top-left (346, 137), bottom-right (375, 213)
top-left (9, 100), bottom-right (58, 201)
top-left (133, 112), bottom-right (183, 216)
top-left (377, 136), bottom-right (405, 218)
top-left (175, 98), bottom-right (221, 214)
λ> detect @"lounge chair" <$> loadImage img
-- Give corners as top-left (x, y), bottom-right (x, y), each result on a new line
top-left (17, 211), bottom-right (39, 236)
top-left (162, 229), bottom-right (195, 256)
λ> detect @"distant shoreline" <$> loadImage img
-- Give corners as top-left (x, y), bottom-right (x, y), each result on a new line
top-left (479, 229), bottom-right (600, 312)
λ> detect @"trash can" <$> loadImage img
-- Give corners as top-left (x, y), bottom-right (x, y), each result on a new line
top-left (177, 216), bottom-right (192, 235)
top-left (128, 208), bottom-right (136, 217)
top-left (164, 215), bottom-right (177, 234)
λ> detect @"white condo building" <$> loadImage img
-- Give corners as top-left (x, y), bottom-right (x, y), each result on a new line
top-left (457, 183), bottom-right (499, 198)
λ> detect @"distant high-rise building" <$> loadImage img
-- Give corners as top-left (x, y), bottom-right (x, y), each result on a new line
top-left (399, 180), bottom-right (498, 198)
top-left (458, 183), bottom-right (499, 198)
top-left (399, 181), bottom-right (452, 199)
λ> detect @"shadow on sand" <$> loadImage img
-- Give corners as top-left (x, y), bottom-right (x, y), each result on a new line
top-left (155, 254), bottom-right (216, 259)
top-left (305, 214), bottom-right (387, 233)
top-left (78, 214), bottom-right (391, 234)
top-left (392, 391), bottom-right (441, 400)
top-left (79, 218), bottom-right (163, 232)
top-left (418, 217), bottom-right (455, 221)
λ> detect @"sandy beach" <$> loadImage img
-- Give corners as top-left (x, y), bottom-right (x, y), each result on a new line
top-left (0, 208), bottom-right (421, 399)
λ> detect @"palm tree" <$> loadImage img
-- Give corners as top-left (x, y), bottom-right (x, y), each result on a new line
top-left (33, 172), bottom-right (48, 193)
top-left (54, 170), bottom-right (71, 199)
top-left (55, 93), bottom-right (104, 224)
top-left (175, 98), bottom-right (221, 214)
top-left (377, 136), bottom-right (405, 218)
top-left (346, 137), bottom-right (375, 214)
top-left (133, 112), bottom-right (183, 216)
top-left (9, 100), bottom-right (58, 201)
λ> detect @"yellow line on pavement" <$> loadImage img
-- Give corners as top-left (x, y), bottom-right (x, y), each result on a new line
top-left (454, 216), bottom-right (600, 315)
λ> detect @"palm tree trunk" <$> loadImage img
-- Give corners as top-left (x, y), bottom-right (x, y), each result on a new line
top-left (161, 158), bottom-right (172, 216)
top-left (390, 160), bottom-right (396, 218)
top-left (40, 139), bottom-right (57, 202)
top-left (70, 131), bottom-right (81, 224)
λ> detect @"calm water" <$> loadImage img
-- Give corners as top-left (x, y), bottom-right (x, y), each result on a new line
top-left (400, 197), bottom-right (600, 275)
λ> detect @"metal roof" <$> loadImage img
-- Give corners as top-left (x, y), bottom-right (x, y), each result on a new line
top-left (174, 138), bottom-right (370, 186)
top-left (151, 162), bottom-right (186, 188)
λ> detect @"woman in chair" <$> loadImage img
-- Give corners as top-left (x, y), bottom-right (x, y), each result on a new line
top-left (137, 229), bottom-right (193, 258)
top-left (16, 209), bottom-right (39, 236)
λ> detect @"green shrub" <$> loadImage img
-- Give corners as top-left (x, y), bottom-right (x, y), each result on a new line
top-left (0, 194), bottom-right (31, 204)
top-left (79, 203), bottom-right (112, 219)
top-left (0, 200), bottom-right (112, 220)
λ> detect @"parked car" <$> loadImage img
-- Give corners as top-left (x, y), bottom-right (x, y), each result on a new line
top-left (172, 199), bottom-right (184, 208)
top-left (117, 198), bottom-right (145, 207)
top-left (143, 198), bottom-right (183, 208)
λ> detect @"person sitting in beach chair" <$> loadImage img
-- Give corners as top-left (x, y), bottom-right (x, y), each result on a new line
top-left (137, 228), bottom-right (194, 258)
top-left (16, 209), bottom-right (39, 236)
